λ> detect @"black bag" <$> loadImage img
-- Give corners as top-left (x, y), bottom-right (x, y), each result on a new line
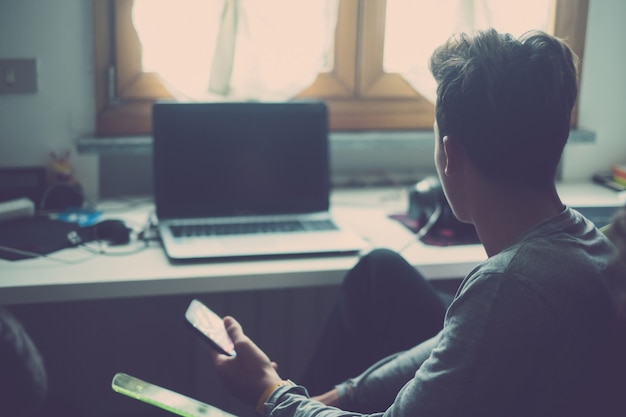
top-left (0, 217), bottom-right (94, 261)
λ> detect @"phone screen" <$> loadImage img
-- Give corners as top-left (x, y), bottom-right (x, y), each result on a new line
top-left (112, 372), bottom-right (236, 417)
top-left (185, 299), bottom-right (236, 356)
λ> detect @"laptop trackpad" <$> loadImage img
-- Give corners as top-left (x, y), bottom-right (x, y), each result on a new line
top-left (218, 236), bottom-right (280, 254)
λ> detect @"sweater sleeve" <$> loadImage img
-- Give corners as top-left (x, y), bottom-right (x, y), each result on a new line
top-left (336, 334), bottom-right (440, 412)
top-left (384, 271), bottom-right (562, 417)
top-left (267, 271), bottom-right (561, 417)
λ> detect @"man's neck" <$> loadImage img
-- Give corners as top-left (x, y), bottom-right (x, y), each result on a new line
top-left (470, 183), bottom-right (564, 257)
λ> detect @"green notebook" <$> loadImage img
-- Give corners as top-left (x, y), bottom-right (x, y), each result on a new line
top-left (112, 373), bottom-right (237, 417)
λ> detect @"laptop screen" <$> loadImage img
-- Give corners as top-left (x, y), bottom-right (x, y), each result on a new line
top-left (153, 101), bottom-right (330, 219)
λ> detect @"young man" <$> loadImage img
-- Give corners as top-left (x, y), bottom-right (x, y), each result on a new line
top-left (209, 28), bottom-right (626, 417)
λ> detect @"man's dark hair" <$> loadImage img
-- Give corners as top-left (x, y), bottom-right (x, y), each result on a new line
top-left (429, 28), bottom-right (579, 186)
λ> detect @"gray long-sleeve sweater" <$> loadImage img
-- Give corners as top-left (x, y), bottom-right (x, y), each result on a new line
top-left (261, 208), bottom-right (626, 417)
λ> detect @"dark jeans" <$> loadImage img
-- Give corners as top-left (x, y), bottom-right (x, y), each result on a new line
top-left (299, 249), bottom-right (453, 395)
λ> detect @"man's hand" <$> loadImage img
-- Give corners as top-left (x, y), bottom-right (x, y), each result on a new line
top-left (208, 316), bottom-right (284, 406)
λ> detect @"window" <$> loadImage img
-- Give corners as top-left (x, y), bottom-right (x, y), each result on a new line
top-left (93, 0), bottom-right (588, 136)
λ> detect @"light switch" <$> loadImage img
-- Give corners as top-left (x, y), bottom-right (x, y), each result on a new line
top-left (0, 58), bottom-right (38, 94)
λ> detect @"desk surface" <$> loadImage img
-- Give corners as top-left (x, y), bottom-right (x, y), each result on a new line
top-left (1, 182), bottom-right (624, 305)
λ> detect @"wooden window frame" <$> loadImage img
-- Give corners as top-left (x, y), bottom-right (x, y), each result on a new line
top-left (93, 0), bottom-right (588, 136)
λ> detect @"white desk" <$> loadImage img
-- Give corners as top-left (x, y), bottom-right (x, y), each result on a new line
top-left (1, 182), bottom-right (623, 305)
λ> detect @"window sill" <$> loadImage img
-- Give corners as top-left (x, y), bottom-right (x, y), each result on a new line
top-left (77, 129), bottom-right (596, 188)
top-left (76, 129), bottom-right (596, 155)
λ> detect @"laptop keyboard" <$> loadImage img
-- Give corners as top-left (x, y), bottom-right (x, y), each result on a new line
top-left (169, 219), bottom-right (338, 238)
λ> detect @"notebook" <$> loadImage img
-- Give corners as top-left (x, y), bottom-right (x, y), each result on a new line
top-left (112, 372), bottom-right (237, 417)
top-left (152, 101), bottom-right (367, 261)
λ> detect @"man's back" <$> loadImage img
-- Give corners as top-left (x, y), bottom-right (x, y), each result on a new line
top-left (387, 208), bottom-right (625, 417)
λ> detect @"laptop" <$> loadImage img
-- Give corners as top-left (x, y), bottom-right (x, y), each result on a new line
top-left (152, 101), bottom-right (367, 261)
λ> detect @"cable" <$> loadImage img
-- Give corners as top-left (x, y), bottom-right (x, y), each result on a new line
top-left (397, 204), bottom-right (442, 255)
top-left (0, 245), bottom-right (98, 265)
top-left (78, 239), bottom-right (150, 257)
top-left (136, 210), bottom-right (161, 243)
top-left (78, 216), bottom-right (158, 256)
top-left (0, 214), bottom-right (157, 262)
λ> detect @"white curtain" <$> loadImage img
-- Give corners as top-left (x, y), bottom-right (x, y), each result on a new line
top-left (132, 0), bottom-right (339, 101)
top-left (384, 0), bottom-right (552, 103)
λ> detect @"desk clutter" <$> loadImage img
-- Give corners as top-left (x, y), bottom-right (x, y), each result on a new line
top-left (0, 155), bottom-right (85, 215)
top-left (389, 212), bottom-right (480, 246)
top-left (0, 157), bottom-right (153, 261)
top-left (0, 215), bottom-right (132, 261)
top-left (390, 176), bottom-right (480, 246)
top-left (390, 176), bottom-right (623, 246)
top-left (0, 197), bottom-right (35, 223)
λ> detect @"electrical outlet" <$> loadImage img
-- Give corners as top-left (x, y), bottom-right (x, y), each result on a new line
top-left (0, 58), bottom-right (38, 94)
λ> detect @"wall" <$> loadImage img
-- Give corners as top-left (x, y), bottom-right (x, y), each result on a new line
top-left (1, 1), bottom-right (625, 202)
top-left (561, 0), bottom-right (626, 180)
top-left (0, 1), bottom-right (98, 202)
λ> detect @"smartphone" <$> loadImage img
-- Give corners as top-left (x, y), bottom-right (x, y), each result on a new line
top-left (112, 372), bottom-right (236, 417)
top-left (185, 299), bottom-right (236, 357)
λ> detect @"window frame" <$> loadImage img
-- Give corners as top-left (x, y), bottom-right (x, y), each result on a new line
top-left (93, 0), bottom-right (588, 136)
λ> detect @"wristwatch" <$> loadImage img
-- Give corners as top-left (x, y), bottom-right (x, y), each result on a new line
top-left (255, 380), bottom-right (296, 415)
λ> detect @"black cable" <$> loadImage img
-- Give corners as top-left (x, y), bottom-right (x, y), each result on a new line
top-left (0, 245), bottom-right (98, 265)
top-left (398, 203), bottom-right (442, 255)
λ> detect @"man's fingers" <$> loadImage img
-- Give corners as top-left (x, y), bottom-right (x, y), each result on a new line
top-left (223, 316), bottom-right (244, 341)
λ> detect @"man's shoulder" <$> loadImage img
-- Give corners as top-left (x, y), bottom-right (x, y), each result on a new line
top-left (459, 223), bottom-right (621, 316)
top-left (494, 209), bottom-right (613, 275)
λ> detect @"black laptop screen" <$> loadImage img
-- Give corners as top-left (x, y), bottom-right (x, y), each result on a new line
top-left (153, 101), bottom-right (330, 218)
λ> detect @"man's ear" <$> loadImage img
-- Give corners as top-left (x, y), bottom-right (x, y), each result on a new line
top-left (442, 135), bottom-right (465, 176)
